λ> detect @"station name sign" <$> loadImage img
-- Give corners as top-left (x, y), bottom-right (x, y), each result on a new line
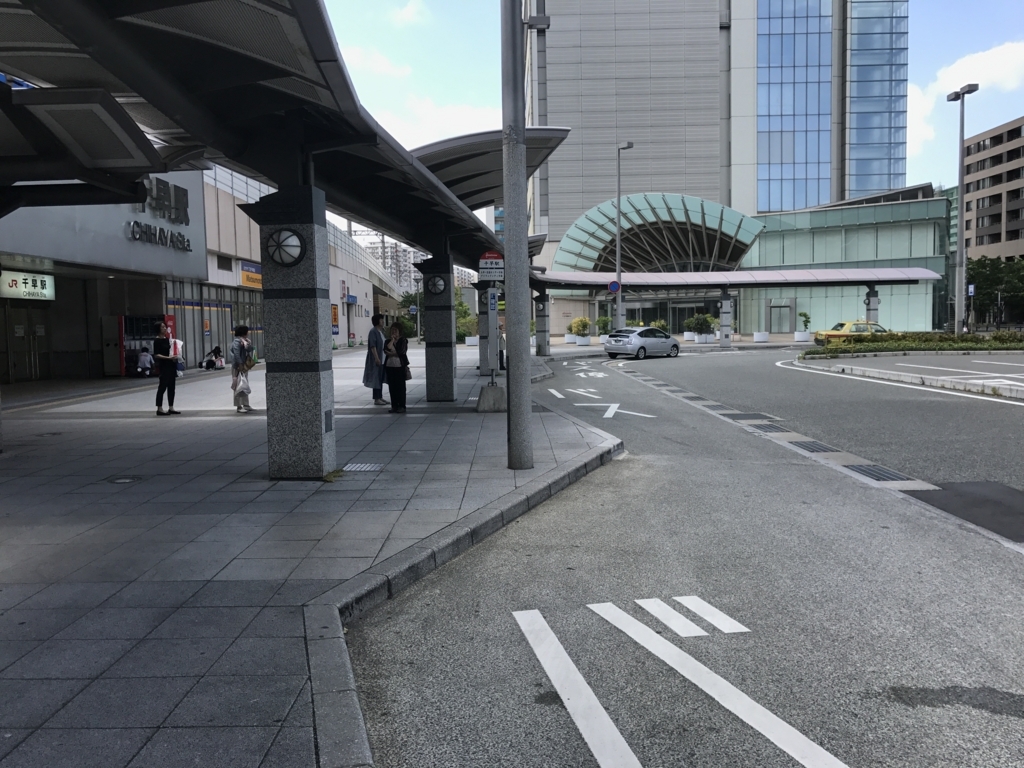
top-left (479, 251), bottom-right (504, 281)
top-left (2, 270), bottom-right (55, 301)
top-left (125, 176), bottom-right (193, 252)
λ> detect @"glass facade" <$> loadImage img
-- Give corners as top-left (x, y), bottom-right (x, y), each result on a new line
top-left (846, 0), bottom-right (908, 197)
top-left (756, 0), bottom-right (833, 213)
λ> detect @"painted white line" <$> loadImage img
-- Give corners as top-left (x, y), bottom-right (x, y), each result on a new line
top-left (635, 598), bottom-right (708, 638)
top-left (895, 363), bottom-right (1024, 378)
top-left (567, 389), bottom-right (602, 399)
top-left (618, 409), bottom-right (656, 418)
top-left (549, 389), bottom-right (566, 399)
top-left (673, 596), bottom-right (750, 633)
top-left (603, 403), bottom-right (619, 418)
top-left (973, 360), bottom-right (1024, 367)
top-left (513, 610), bottom-right (643, 768)
top-left (588, 603), bottom-right (849, 768)
top-left (778, 360), bottom-right (1024, 407)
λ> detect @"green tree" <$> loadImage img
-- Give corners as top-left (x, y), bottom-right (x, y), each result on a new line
top-left (966, 257), bottom-right (1004, 320)
top-left (399, 291), bottom-right (418, 310)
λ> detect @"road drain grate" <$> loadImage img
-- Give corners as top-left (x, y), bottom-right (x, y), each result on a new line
top-left (705, 405), bottom-right (733, 411)
top-left (791, 440), bottom-right (839, 453)
top-left (751, 423), bottom-right (791, 433)
top-left (723, 413), bottom-right (777, 421)
top-left (847, 465), bottom-right (913, 482)
top-left (683, 396), bottom-right (709, 401)
top-left (343, 463), bottom-right (385, 472)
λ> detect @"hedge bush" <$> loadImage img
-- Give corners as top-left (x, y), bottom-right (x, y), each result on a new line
top-left (804, 340), bottom-right (1024, 358)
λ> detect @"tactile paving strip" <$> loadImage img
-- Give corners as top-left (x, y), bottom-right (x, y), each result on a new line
top-left (343, 463), bottom-right (385, 472)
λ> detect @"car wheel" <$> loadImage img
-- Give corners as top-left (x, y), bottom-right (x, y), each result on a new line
top-left (607, 353), bottom-right (619, 359)
top-left (668, 345), bottom-right (679, 357)
top-left (635, 347), bottom-right (647, 360)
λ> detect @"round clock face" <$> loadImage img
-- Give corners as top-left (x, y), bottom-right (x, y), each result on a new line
top-left (426, 275), bottom-right (446, 295)
top-left (266, 229), bottom-right (305, 267)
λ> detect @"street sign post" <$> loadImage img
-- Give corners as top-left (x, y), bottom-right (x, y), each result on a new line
top-left (968, 284), bottom-right (974, 297)
top-left (409, 305), bottom-right (417, 315)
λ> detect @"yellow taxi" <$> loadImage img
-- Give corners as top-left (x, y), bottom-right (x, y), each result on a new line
top-left (814, 320), bottom-right (889, 345)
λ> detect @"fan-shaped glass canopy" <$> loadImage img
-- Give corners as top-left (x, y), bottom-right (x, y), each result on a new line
top-left (553, 194), bottom-right (765, 273)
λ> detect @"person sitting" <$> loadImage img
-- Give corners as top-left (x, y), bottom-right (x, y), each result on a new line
top-left (137, 347), bottom-right (154, 377)
top-left (203, 346), bottom-right (224, 371)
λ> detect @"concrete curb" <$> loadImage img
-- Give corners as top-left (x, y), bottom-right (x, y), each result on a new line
top-left (802, 349), bottom-right (1024, 360)
top-left (799, 358), bottom-right (1024, 400)
top-left (531, 359), bottom-right (555, 383)
top-left (304, 401), bottom-right (624, 768)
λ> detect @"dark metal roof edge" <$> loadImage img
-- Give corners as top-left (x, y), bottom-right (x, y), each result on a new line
top-left (410, 126), bottom-right (572, 159)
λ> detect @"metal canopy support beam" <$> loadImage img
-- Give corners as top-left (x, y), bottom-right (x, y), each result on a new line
top-left (501, 0), bottom-right (533, 470)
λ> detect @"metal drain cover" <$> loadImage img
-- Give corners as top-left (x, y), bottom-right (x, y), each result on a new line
top-left (847, 465), bottom-right (913, 482)
top-left (343, 463), bottom-right (385, 472)
top-left (705, 405), bottom-right (732, 411)
top-left (751, 423), bottom-right (791, 433)
top-left (791, 440), bottom-right (839, 453)
top-left (723, 412), bottom-right (777, 421)
top-left (683, 396), bottom-right (709, 402)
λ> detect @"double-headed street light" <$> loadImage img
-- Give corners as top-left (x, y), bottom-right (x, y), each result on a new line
top-left (615, 140), bottom-right (633, 330)
top-left (947, 82), bottom-right (979, 335)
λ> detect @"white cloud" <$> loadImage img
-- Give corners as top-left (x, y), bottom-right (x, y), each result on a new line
top-left (908, 41), bottom-right (1024, 158)
top-left (372, 95), bottom-right (502, 151)
top-left (389, 0), bottom-right (429, 26)
top-left (341, 46), bottom-right (412, 78)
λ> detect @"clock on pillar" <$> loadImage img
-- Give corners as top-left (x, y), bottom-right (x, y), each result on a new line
top-left (426, 275), bottom-right (447, 295)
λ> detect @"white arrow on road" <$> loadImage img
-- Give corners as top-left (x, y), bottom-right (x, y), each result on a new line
top-left (576, 403), bottom-right (655, 419)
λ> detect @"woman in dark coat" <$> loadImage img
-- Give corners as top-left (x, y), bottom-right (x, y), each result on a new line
top-left (383, 322), bottom-right (410, 414)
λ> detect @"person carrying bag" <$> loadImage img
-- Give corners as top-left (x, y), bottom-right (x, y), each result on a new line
top-left (230, 325), bottom-right (254, 413)
top-left (383, 322), bottom-right (410, 414)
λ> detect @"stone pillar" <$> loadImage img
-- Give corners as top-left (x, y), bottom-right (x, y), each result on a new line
top-left (535, 291), bottom-right (550, 356)
top-left (865, 286), bottom-right (880, 324)
top-left (417, 253), bottom-right (456, 401)
top-left (240, 187), bottom-right (335, 480)
top-left (718, 289), bottom-right (733, 349)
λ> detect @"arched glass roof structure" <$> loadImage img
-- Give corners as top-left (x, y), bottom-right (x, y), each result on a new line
top-left (553, 194), bottom-right (765, 274)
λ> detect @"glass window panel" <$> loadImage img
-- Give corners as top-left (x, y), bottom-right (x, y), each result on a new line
top-left (783, 16), bottom-right (795, 33)
top-left (782, 115), bottom-right (795, 130)
top-left (783, 35), bottom-right (795, 65)
top-left (770, 0), bottom-right (782, 16)
top-left (783, 66), bottom-right (795, 83)
top-left (758, 36), bottom-right (770, 66)
top-left (758, 84), bottom-right (770, 114)
top-left (770, 132), bottom-right (782, 163)
top-left (819, 179), bottom-right (830, 204)
top-left (782, 131), bottom-right (795, 164)
top-left (852, 80), bottom-right (894, 97)
top-left (808, 33), bottom-right (820, 66)
top-left (770, 180), bottom-right (782, 211)
top-left (852, 17), bottom-right (893, 34)
top-left (795, 181), bottom-right (807, 209)
top-left (759, 18), bottom-right (770, 33)
top-left (758, 116), bottom-right (770, 130)
top-left (770, 83), bottom-right (782, 113)
top-left (782, 181), bottom-right (795, 210)
top-left (795, 132), bottom-right (807, 163)
top-left (770, 115), bottom-right (782, 130)
top-left (758, 132), bottom-right (770, 161)
top-left (783, 83), bottom-right (794, 113)
top-left (807, 131), bottom-right (819, 162)
top-left (770, 65), bottom-right (782, 83)
top-left (770, 35), bottom-right (782, 65)
top-left (795, 16), bottom-right (807, 33)
top-left (783, 0), bottom-right (795, 15)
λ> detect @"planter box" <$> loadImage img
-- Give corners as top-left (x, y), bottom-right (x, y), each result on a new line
top-left (465, 336), bottom-right (479, 347)
top-left (753, 332), bottom-right (770, 343)
top-left (599, 335), bottom-right (609, 343)
top-left (564, 334), bottom-right (576, 344)
top-left (793, 331), bottom-right (811, 342)
top-left (576, 336), bottom-right (592, 346)
top-left (715, 331), bottom-right (721, 340)
top-left (683, 332), bottom-right (696, 341)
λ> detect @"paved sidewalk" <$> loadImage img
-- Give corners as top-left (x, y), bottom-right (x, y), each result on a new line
top-left (0, 349), bottom-right (619, 767)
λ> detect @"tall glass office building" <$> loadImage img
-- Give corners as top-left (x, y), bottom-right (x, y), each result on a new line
top-left (755, 0), bottom-right (908, 212)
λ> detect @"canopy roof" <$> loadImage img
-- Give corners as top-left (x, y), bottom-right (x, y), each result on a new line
top-left (532, 267), bottom-right (942, 293)
top-left (412, 127), bottom-right (569, 211)
top-left (0, 0), bottom-right (503, 266)
top-left (554, 193), bottom-right (765, 274)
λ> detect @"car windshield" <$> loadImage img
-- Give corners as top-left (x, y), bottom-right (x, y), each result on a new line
top-left (830, 323), bottom-right (846, 331)
top-left (870, 324), bottom-right (887, 333)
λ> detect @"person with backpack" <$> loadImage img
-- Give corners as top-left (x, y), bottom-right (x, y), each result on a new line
top-left (230, 325), bottom-right (255, 413)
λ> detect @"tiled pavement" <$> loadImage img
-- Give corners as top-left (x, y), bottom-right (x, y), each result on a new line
top-left (0, 349), bottom-right (612, 767)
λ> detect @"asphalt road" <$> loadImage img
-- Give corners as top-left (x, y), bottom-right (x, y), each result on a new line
top-left (347, 353), bottom-right (1024, 768)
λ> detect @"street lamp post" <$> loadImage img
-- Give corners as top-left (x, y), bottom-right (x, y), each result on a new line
top-left (947, 83), bottom-right (979, 335)
top-left (615, 140), bottom-right (633, 330)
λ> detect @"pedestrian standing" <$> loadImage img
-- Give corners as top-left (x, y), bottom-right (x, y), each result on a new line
top-left (153, 321), bottom-right (180, 415)
top-left (230, 325), bottom-right (254, 413)
top-left (498, 321), bottom-right (507, 371)
top-left (383, 322), bottom-right (409, 414)
top-left (364, 314), bottom-right (388, 406)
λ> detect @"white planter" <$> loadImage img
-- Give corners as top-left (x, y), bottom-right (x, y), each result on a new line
top-left (793, 331), bottom-right (811, 342)
top-left (564, 334), bottom-right (576, 344)
top-left (576, 335), bottom-right (592, 346)
top-left (694, 334), bottom-right (712, 344)
top-left (683, 331), bottom-right (696, 341)
top-left (715, 331), bottom-right (721, 340)
top-left (599, 335), bottom-right (610, 343)
top-left (465, 336), bottom-right (479, 347)
top-left (530, 335), bottom-right (536, 346)
top-left (753, 332), bottom-right (770, 343)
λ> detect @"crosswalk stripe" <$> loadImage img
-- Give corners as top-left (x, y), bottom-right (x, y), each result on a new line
top-left (635, 598), bottom-right (708, 638)
top-left (548, 389), bottom-right (565, 398)
top-left (674, 596), bottom-right (750, 633)
top-left (513, 610), bottom-right (643, 768)
top-left (588, 603), bottom-right (849, 768)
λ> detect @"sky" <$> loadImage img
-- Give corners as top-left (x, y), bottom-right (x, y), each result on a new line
top-left (325, 0), bottom-right (1024, 192)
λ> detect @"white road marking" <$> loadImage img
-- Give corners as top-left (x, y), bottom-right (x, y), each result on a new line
top-left (548, 389), bottom-right (565, 399)
top-left (588, 603), bottom-right (850, 768)
top-left (576, 403), bottom-right (656, 418)
top-left (973, 360), bottom-right (1024, 367)
top-left (567, 389), bottom-right (602, 399)
top-left (895, 363), bottom-right (1024, 378)
top-left (778, 360), bottom-right (1024, 407)
top-left (635, 598), bottom-right (708, 637)
top-left (513, 610), bottom-right (643, 768)
top-left (674, 596), bottom-right (750, 633)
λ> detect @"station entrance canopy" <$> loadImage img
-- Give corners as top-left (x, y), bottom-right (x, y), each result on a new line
top-left (0, 0), bottom-right (537, 268)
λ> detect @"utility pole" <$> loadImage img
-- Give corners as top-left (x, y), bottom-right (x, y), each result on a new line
top-left (501, 0), bottom-right (533, 470)
top-left (615, 140), bottom-right (633, 330)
